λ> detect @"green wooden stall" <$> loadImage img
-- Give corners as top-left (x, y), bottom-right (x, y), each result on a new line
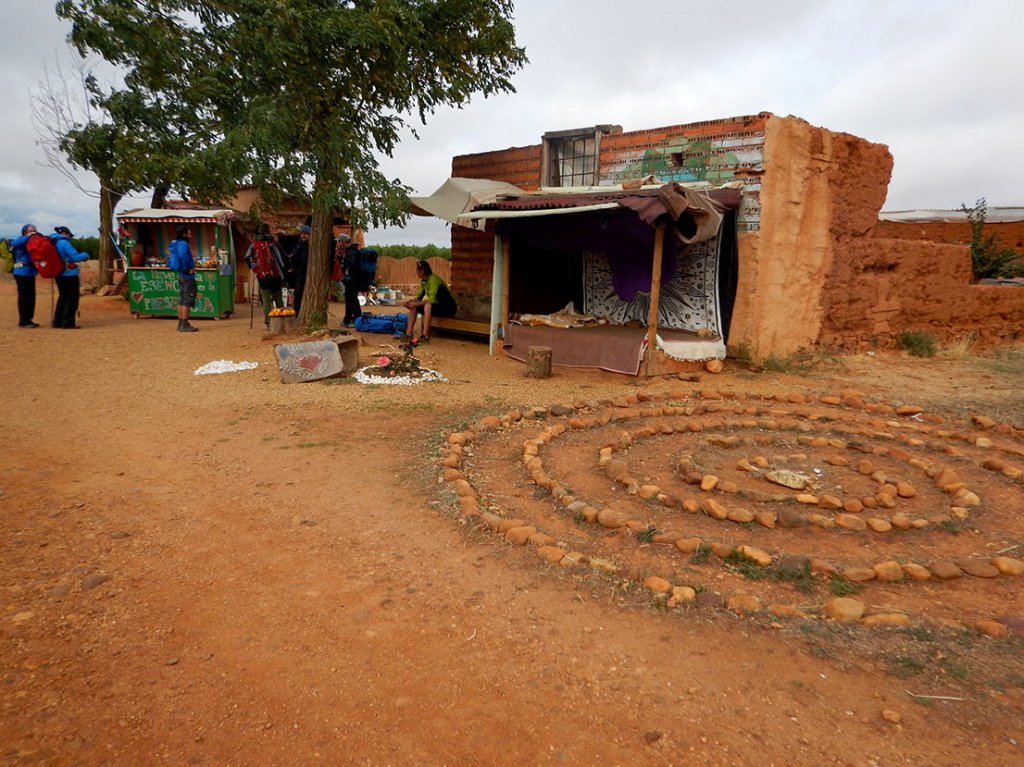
top-left (116, 208), bottom-right (241, 319)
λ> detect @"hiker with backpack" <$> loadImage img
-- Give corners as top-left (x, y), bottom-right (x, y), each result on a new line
top-left (167, 225), bottom-right (199, 333)
top-left (399, 259), bottom-right (457, 345)
top-left (340, 238), bottom-right (363, 328)
top-left (288, 224), bottom-right (311, 315)
top-left (9, 224), bottom-right (40, 328)
top-left (244, 223), bottom-right (287, 327)
top-left (50, 226), bottom-right (89, 329)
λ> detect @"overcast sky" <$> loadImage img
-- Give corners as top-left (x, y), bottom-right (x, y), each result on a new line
top-left (2, 0), bottom-right (1022, 245)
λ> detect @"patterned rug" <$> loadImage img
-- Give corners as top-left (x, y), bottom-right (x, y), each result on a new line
top-left (582, 234), bottom-right (722, 337)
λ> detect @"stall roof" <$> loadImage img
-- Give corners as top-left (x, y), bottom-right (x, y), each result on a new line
top-left (879, 207), bottom-right (1024, 223)
top-left (116, 208), bottom-right (239, 224)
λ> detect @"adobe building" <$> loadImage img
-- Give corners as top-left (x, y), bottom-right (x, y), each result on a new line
top-left (417, 112), bottom-right (1024, 366)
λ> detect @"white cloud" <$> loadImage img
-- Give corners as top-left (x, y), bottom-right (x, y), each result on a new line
top-left (2, 0), bottom-right (1022, 244)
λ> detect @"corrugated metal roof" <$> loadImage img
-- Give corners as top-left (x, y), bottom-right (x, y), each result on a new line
top-left (474, 186), bottom-right (741, 213)
top-left (879, 207), bottom-right (1024, 223)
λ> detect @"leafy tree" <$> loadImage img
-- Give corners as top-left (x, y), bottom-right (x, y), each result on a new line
top-left (960, 198), bottom-right (1023, 281)
top-left (58, 1), bottom-right (527, 328)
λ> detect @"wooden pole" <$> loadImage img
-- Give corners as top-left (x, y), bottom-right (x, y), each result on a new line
top-left (645, 224), bottom-right (666, 377)
top-left (488, 233), bottom-right (503, 355)
top-left (499, 237), bottom-right (511, 357)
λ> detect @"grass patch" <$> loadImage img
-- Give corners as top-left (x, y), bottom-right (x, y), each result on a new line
top-left (722, 553), bottom-right (815, 593)
top-left (635, 525), bottom-right (659, 543)
top-left (982, 344), bottom-right (1024, 375)
top-left (896, 330), bottom-right (937, 357)
top-left (885, 655), bottom-right (925, 678)
top-left (828, 573), bottom-right (862, 597)
top-left (689, 543), bottom-right (713, 565)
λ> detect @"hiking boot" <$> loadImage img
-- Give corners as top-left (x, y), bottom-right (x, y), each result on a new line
top-left (19, 322), bottom-right (40, 328)
top-left (177, 320), bottom-right (198, 333)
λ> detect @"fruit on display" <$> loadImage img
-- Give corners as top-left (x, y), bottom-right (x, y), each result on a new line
top-left (268, 308), bottom-right (296, 317)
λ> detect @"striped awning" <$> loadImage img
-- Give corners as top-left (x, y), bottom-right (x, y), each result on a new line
top-left (116, 208), bottom-right (237, 225)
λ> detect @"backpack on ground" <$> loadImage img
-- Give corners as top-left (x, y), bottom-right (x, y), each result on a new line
top-left (250, 239), bottom-right (281, 279)
top-left (357, 248), bottom-right (378, 290)
top-left (27, 234), bottom-right (64, 278)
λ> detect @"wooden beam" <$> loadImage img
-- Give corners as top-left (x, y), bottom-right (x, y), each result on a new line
top-left (488, 234), bottom-right (503, 355)
top-left (645, 224), bottom-right (666, 378)
top-left (499, 237), bottom-right (511, 357)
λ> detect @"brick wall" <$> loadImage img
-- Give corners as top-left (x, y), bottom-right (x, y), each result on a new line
top-left (449, 144), bottom-right (542, 318)
top-left (448, 116), bottom-right (768, 320)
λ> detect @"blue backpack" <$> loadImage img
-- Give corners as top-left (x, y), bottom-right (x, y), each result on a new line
top-left (354, 312), bottom-right (405, 334)
top-left (358, 249), bottom-right (377, 289)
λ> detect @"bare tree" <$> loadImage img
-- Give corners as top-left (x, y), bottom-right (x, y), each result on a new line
top-left (31, 58), bottom-right (130, 288)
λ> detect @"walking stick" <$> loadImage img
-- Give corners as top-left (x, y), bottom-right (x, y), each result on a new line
top-left (249, 272), bottom-right (255, 329)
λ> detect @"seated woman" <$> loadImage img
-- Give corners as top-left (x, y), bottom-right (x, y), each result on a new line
top-left (400, 259), bottom-right (456, 343)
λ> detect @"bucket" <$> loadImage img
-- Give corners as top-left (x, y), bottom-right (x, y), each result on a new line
top-left (268, 316), bottom-right (295, 335)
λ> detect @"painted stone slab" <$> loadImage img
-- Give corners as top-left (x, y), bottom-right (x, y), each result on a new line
top-left (274, 340), bottom-right (344, 384)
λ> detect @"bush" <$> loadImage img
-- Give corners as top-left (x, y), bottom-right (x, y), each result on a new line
top-left (960, 198), bottom-right (1023, 280)
top-left (366, 243), bottom-right (451, 260)
top-left (71, 236), bottom-right (101, 260)
top-left (896, 330), bottom-right (937, 357)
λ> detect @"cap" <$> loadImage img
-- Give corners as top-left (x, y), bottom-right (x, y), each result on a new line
top-left (298, 224), bottom-right (311, 234)
top-left (335, 233), bottom-right (351, 243)
top-left (54, 226), bottom-right (75, 237)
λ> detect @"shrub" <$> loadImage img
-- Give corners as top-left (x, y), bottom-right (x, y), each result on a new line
top-left (961, 198), bottom-right (1023, 280)
top-left (896, 330), bottom-right (937, 358)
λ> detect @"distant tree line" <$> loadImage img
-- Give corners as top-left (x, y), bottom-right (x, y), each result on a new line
top-left (366, 244), bottom-right (451, 260)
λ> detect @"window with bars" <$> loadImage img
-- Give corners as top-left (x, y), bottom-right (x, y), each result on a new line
top-left (542, 125), bottom-right (617, 187)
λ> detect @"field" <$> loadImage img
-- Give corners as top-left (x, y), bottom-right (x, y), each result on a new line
top-left (2, 277), bottom-right (1023, 766)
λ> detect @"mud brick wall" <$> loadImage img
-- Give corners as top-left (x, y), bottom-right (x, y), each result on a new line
top-left (729, 116), bottom-right (895, 358)
top-left (875, 219), bottom-right (1024, 253)
top-left (818, 238), bottom-right (1024, 349)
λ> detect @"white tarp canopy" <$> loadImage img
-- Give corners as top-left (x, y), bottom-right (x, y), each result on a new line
top-left (409, 178), bottom-right (524, 224)
top-left (879, 207), bottom-right (1024, 223)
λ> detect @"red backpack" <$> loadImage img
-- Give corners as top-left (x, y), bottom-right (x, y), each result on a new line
top-left (250, 239), bottom-right (281, 279)
top-left (27, 234), bottom-right (65, 278)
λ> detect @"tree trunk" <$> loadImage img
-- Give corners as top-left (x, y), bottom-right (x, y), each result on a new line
top-left (150, 182), bottom-right (171, 209)
top-left (526, 346), bottom-right (552, 378)
top-left (97, 179), bottom-right (123, 288)
top-left (298, 188), bottom-right (334, 330)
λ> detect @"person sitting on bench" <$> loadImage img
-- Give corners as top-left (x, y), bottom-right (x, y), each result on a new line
top-left (400, 259), bottom-right (456, 344)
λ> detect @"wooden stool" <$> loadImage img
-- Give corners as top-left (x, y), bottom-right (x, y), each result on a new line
top-left (526, 345), bottom-right (552, 378)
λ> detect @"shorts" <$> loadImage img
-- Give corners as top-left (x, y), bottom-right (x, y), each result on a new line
top-left (415, 301), bottom-right (456, 319)
top-left (178, 276), bottom-right (197, 307)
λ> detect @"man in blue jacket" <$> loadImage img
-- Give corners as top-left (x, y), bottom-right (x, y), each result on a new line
top-left (51, 226), bottom-right (89, 329)
top-left (9, 224), bottom-right (39, 327)
top-left (169, 225), bottom-right (199, 332)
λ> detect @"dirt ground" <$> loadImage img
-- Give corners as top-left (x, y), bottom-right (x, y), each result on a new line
top-left (2, 274), bottom-right (1023, 767)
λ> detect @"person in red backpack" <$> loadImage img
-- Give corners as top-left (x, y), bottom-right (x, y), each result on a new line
top-left (244, 223), bottom-right (286, 327)
top-left (50, 226), bottom-right (89, 329)
top-left (9, 224), bottom-right (40, 328)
